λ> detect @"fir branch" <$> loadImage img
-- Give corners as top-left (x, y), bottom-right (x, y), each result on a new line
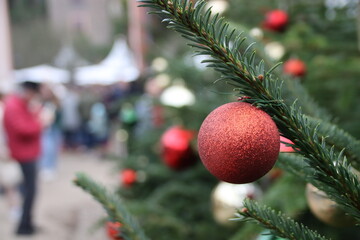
top-left (307, 116), bottom-right (360, 167)
top-left (234, 199), bottom-right (330, 240)
top-left (277, 153), bottom-right (315, 182)
top-left (235, 25), bottom-right (360, 164)
top-left (139, 0), bottom-right (360, 222)
top-left (74, 173), bottom-right (149, 240)
top-left (230, 22), bottom-right (333, 121)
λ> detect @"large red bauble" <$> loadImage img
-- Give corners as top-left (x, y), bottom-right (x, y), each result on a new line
top-left (197, 102), bottom-right (280, 184)
top-left (283, 58), bottom-right (306, 77)
top-left (121, 169), bottom-right (137, 187)
top-left (106, 221), bottom-right (123, 240)
top-left (161, 126), bottom-right (197, 170)
top-left (263, 9), bottom-right (288, 32)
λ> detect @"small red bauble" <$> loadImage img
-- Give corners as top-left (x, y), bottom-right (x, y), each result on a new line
top-left (197, 102), bottom-right (280, 184)
top-left (283, 59), bottom-right (306, 77)
top-left (161, 126), bottom-right (197, 170)
top-left (268, 168), bottom-right (283, 181)
top-left (280, 136), bottom-right (296, 152)
top-left (106, 221), bottom-right (123, 240)
top-left (263, 9), bottom-right (288, 32)
top-left (121, 169), bottom-right (137, 187)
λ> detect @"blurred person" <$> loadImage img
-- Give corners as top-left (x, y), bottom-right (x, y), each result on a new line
top-left (3, 81), bottom-right (43, 235)
top-left (87, 100), bottom-right (109, 157)
top-left (0, 92), bottom-right (22, 222)
top-left (39, 84), bottom-right (62, 181)
top-left (78, 86), bottom-right (97, 150)
top-left (103, 82), bottom-right (132, 120)
top-left (134, 78), bottom-right (165, 137)
top-left (60, 85), bottom-right (81, 150)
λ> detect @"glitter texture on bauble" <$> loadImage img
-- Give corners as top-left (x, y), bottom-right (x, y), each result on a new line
top-left (197, 102), bottom-right (280, 184)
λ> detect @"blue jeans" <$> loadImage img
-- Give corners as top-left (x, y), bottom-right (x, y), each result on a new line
top-left (40, 126), bottom-right (62, 171)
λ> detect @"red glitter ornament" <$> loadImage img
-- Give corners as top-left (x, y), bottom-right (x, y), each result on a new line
top-left (197, 102), bottom-right (280, 184)
top-left (283, 58), bottom-right (306, 77)
top-left (121, 169), bottom-right (137, 187)
top-left (106, 221), bottom-right (123, 240)
top-left (263, 9), bottom-right (288, 32)
top-left (161, 126), bottom-right (197, 170)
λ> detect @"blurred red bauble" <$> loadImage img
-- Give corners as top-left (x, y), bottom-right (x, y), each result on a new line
top-left (280, 136), bottom-right (296, 152)
top-left (106, 221), bottom-right (123, 240)
top-left (268, 168), bottom-right (283, 181)
top-left (121, 169), bottom-right (137, 187)
top-left (283, 59), bottom-right (306, 77)
top-left (161, 126), bottom-right (197, 170)
top-left (263, 9), bottom-right (288, 32)
top-left (197, 102), bottom-right (280, 184)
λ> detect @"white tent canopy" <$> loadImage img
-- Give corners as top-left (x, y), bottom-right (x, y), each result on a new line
top-left (53, 43), bottom-right (89, 69)
top-left (74, 38), bottom-right (140, 85)
top-left (14, 64), bottom-right (70, 84)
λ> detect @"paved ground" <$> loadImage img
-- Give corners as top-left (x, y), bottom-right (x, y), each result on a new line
top-left (0, 151), bottom-right (119, 240)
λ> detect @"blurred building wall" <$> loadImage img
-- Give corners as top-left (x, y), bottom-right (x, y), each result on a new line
top-left (0, 0), bottom-right (14, 92)
top-left (46, 0), bottom-right (120, 46)
top-left (128, 0), bottom-right (148, 74)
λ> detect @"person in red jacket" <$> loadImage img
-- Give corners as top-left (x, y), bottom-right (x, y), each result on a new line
top-left (3, 81), bottom-right (42, 235)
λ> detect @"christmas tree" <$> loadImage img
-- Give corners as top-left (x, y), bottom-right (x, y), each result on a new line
top-left (75, 0), bottom-right (360, 239)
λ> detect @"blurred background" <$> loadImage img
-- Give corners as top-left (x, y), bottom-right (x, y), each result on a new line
top-left (0, 0), bottom-right (360, 239)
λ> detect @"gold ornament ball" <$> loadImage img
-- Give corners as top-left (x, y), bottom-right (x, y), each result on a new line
top-left (211, 181), bottom-right (262, 225)
top-left (306, 183), bottom-right (356, 227)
